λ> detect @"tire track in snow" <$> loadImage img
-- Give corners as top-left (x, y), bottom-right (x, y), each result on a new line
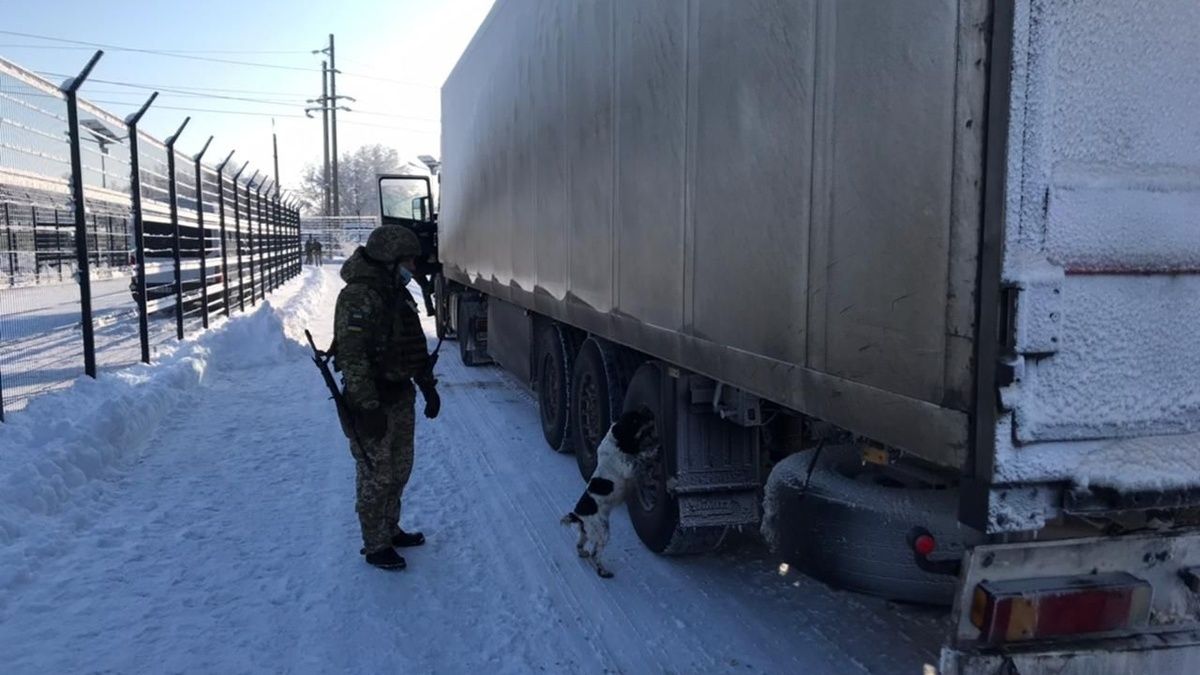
top-left (428, 379), bottom-right (628, 672)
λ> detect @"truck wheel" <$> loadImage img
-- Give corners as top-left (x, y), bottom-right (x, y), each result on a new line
top-left (623, 362), bottom-right (729, 555)
top-left (457, 299), bottom-right (471, 365)
top-left (434, 274), bottom-right (450, 341)
top-left (765, 445), bottom-right (980, 605)
top-left (535, 323), bottom-right (574, 452)
top-left (456, 297), bottom-right (489, 368)
top-left (570, 338), bottom-right (625, 480)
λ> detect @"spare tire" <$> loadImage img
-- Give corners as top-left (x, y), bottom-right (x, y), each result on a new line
top-left (766, 445), bottom-right (980, 605)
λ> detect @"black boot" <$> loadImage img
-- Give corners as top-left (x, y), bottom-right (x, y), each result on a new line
top-left (364, 547), bottom-right (407, 570)
top-left (392, 529), bottom-right (425, 548)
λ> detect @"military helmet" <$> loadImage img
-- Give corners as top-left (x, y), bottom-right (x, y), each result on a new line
top-left (364, 225), bottom-right (420, 263)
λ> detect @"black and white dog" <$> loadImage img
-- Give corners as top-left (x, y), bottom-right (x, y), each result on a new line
top-left (561, 407), bottom-right (658, 578)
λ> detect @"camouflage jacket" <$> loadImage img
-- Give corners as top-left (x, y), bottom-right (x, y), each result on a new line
top-left (333, 247), bottom-right (432, 410)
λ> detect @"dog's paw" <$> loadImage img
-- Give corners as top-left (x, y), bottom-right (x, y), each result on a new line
top-left (597, 567), bottom-right (614, 579)
top-left (577, 548), bottom-right (591, 558)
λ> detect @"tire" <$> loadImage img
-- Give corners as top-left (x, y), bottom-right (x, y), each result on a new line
top-left (623, 362), bottom-right (729, 556)
top-left (767, 445), bottom-right (980, 605)
top-left (456, 298), bottom-right (487, 368)
top-left (434, 274), bottom-right (453, 341)
top-left (535, 323), bottom-right (574, 452)
top-left (569, 338), bottom-right (626, 481)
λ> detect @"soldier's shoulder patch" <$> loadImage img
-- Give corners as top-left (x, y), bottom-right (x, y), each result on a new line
top-left (346, 309), bottom-right (372, 331)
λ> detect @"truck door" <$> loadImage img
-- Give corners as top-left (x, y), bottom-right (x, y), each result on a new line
top-left (378, 174), bottom-right (440, 315)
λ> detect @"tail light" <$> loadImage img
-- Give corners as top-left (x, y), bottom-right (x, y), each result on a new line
top-left (970, 572), bottom-right (1151, 645)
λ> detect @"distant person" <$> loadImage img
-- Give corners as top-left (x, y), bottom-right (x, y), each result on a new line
top-left (313, 239), bottom-right (323, 264)
top-left (305, 236), bottom-right (316, 265)
top-left (332, 225), bottom-right (440, 570)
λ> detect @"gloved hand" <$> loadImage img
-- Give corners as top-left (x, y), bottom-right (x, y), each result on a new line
top-left (356, 400), bottom-right (388, 440)
top-left (419, 382), bottom-right (440, 420)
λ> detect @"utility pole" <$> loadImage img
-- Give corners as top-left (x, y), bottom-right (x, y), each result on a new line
top-left (320, 62), bottom-right (330, 215)
top-left (272, 118), bottom-right (281, 194)
top-left (310, 34), bottom-right (354, 217)
top-left (328, 34), bottom-right (340, 216)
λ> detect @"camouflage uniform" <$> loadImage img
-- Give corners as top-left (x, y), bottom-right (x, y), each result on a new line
top-left (333, 227), bottom-right (434, 555)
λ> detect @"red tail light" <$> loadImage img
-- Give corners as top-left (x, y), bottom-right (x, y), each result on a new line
top-left (913, 533), bottom-right (936, 557)
top-left (970, 572), bottom-right (1151, 645)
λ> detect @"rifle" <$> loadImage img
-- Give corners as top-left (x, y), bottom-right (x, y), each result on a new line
top-left (305, 329), bottom-right (374, 472)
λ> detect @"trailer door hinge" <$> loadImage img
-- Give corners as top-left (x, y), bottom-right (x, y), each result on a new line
top-left (1004, 259), bottom-right (1064, 356)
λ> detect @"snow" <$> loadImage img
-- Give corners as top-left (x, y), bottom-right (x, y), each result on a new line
top-left (994, 412), bottom-right (1200, 494)
top-left (994, 0), bottom-right (1200, 492)
top-left (0, 265), bottom-right (946, 674)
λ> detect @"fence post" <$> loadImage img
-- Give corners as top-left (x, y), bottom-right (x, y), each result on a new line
top-left (4, 203), bottom-right (13, 285)
top-left (289, 204), bottom-right (296, 278)
top-left (53, 209), bottom-right (64, 282)
top-left (288, 203), bottom-right (295, 277)
top-left (246, 172), bottom-right (259, 306)
top-left (232, 162), bottom-right (249, 312)
top-left (271, 191), bottom-right (281, 290)
top-left (192, 136), bottom-right (213, 330)
top-left (164, 116), bottom-right (191, 340)
top-left (294, 205), bottom-right (301, 276)
top-left (289, 202), bottom-right (297, 278)
top-left (255, 182), bottom-right (266, 300)
top-left (215, 151), bottom-right (235, 318)
top-left (61, 50), bottom-right (104, 378)
top-left (31, 205), bottom-right (39, 283)
top-left (124, 92), bottom-right (157, 364)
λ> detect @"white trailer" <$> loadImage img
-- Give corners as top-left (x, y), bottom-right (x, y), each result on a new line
top-left (418, 1), bottom-right (1200, 671)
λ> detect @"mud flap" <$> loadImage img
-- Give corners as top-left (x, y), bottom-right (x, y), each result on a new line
top-left (669, 373), bottom-right (761, 529)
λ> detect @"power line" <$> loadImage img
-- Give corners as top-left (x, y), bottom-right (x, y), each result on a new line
top-left (88, 99), bottom-right (438, 132)
top-left (0, 29), bottom-right (318, 72)
top-left (1, 43), bottom-right (311, 54)
top-left (87, 100), bottom-right (307, 118)
top-left (89, 82), bottom-right (303, 107)
top-left (36, 71), bottom-right (312, 97)
top-left (9, 30), bottom-right (441, 90)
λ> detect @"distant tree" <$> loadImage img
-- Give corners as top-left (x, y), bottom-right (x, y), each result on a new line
top-left (296, 143), bottom-right (429, 216)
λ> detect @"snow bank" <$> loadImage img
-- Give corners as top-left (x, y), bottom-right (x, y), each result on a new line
top-left (0, 268), bottom-right (326, 581)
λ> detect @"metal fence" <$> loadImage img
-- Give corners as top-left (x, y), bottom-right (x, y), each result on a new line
top-left (0, 53), bottom-right (302, 419)
top-left (300, 215), bottom-right (379, 263)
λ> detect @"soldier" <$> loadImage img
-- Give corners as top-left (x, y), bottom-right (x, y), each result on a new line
top-left (333, 225), bottom-right (441, 570)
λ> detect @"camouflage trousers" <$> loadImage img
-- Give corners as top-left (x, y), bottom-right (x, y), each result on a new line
top-left (351, 384), bottom-right (416, 554)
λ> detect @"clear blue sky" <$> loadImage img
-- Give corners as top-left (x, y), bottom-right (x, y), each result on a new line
top-left (2, 0), bottom-right (495, 194)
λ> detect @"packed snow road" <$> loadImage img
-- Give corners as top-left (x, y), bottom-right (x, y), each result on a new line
top-left (0, 266), bottom-right (947, 674)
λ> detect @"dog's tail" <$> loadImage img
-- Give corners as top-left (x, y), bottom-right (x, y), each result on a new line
top-left (560, 512), bottom-right (580, 526)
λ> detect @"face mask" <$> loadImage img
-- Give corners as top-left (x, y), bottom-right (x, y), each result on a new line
top-left (396, 265), bottom-right (414, 285)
